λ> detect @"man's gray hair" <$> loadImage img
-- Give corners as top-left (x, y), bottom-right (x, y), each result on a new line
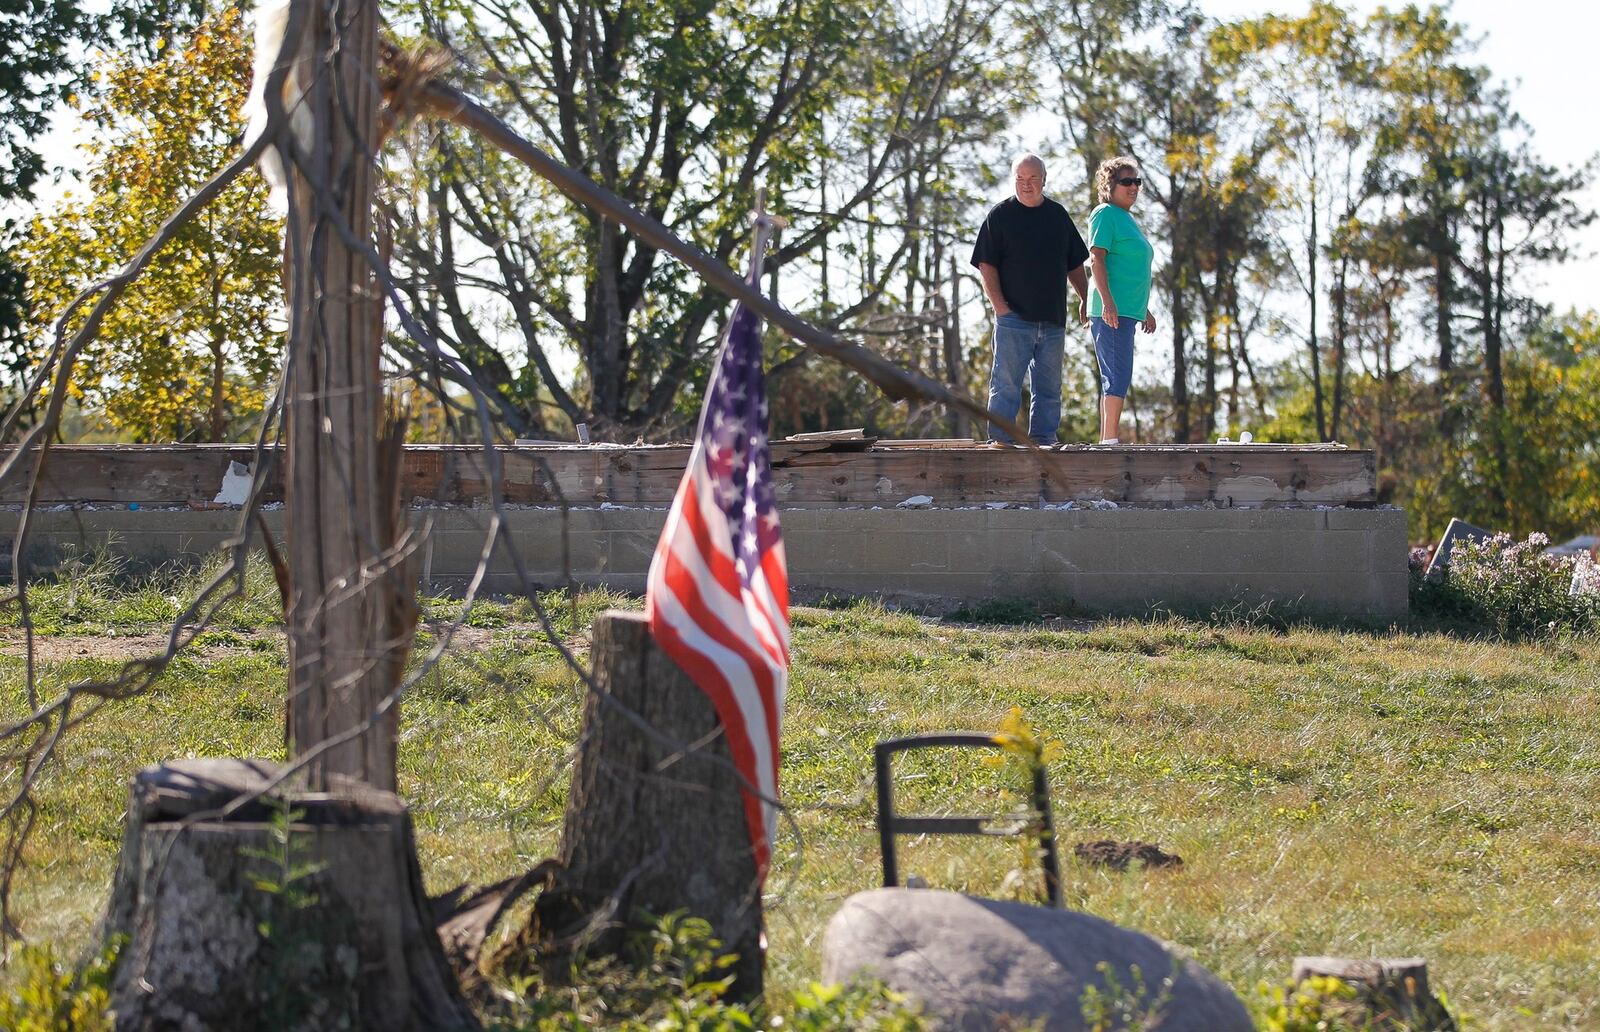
top-left (1011, 153), bottom-right (1047, 180)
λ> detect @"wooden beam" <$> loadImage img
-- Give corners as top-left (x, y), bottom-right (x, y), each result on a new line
top-left (0, 443), bottom-right (1377, 508)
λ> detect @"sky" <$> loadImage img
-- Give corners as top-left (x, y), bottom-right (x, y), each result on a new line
top-left (1193, 0), bottom-right (1600, 316)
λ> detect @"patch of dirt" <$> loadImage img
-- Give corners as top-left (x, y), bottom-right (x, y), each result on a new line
top-left (0, 629), bottom-right (280, 663)
top-left (0, 621), bottom-right (590, 664)
top-left (1072, 839), bottom-right (1184, 871)
top-left (420, 622), bottom-right (590, 657)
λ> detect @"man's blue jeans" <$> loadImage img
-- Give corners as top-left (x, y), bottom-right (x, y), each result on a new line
top-left (987, 312), bottom-right (1065, 444)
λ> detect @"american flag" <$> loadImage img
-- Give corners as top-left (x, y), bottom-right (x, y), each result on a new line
top-left (645, 266), bottom-right (790, 882)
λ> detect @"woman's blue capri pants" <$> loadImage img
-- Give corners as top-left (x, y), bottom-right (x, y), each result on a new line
top-left (1091, 316), bottom-right (1137, 398)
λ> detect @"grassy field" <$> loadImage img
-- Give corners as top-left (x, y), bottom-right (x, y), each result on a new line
top-left (2, 559), bottom-right (1597, 1029)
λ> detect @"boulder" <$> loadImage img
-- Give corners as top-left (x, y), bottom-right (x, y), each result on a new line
top-left (821, 888), bottom-right (1251, 1032)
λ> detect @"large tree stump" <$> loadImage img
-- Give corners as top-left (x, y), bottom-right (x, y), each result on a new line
top-left (102, 759), bottom-right (477, 1031)
top-left (506, 611), bottom-right (763, 998)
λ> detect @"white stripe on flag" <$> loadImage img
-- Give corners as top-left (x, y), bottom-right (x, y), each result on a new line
top-left (651, 577), bottom-right (778, 802)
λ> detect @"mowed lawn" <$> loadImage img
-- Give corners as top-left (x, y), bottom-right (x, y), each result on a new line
top-left (3, 568), bottom-right (1597, 1029)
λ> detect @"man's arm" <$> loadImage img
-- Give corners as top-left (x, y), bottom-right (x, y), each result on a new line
top-left (977, 262), bottom-right (1010, 317)
top-left (1067, 264), bottom-right (1089, 325)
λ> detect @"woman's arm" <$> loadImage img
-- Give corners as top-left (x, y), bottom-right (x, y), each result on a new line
top-left (1089, 248), bottom-right (1118, 328)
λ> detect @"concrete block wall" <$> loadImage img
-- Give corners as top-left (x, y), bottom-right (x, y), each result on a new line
top-left (0, 505), bottom-right (1409, 621)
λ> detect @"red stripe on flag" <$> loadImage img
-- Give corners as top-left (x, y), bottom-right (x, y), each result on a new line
top-left (661, 529), bottom-right (779, 731)
top-left (648, 597), bottom-right (773, 879)
top-left (675, 479), bottom-right (782, 716)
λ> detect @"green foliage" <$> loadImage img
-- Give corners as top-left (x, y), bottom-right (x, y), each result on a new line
top-left (1078, 960), bottom-right (1175, 1032)
top-left (1465, 343), bottom-right (1600, 540)
top-left (15, 6), bottom-right (282, 442)
top-left (1415, 532), bottom-right (1600, 640)
top-left (0, 549), bottom-right (285, 633)
top-left (0, 938), bottom-right (120, 1032)
top-left (784, 979), bottom-right (928, 1031)
top-left (1253, 973), bottom-right (1467, 1032)
top-left (240, 800), bottom-right (354, 1029)
top-left (485, 910), bottom-right (925, 1031)
top-left (1254, 974), bottom-right (1364, 1032)
top-left (488, 911), bottom-right (752, 1030)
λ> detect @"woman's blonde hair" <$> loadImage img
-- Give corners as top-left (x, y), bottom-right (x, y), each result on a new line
top-left (1095, 155), bottom-right (1140, 203)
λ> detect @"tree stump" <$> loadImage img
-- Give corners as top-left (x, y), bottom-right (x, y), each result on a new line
top-left (1292, 956), bottom-right (1457, 1032)
top-left (102, 758), bottom-right (477, 1031)
top-left (505, 611), bottom-right (763, 998)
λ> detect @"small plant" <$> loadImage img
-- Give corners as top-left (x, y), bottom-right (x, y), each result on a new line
top-left (1414, 532), bottom-right (1600, 639)
top-left (484, 911), bottom-right (926, 1031)
top-left (782, 979), bottom-right (928, 1030)
top-left (1254, 974), bottom-right (1369, 1032)
top-left (985, 707), bottom-right (1065, 902)
top-left (486, 910), bottom-right (755, 1030)
top-left (242, 799), bottom-right (340, 1028)
top-left (1256, 972), bottom-right (1466, 1032)
top-left (0, 937), bottom-right (121, 1032)
top-left (1077, 960), bottom-right (1175, 1032)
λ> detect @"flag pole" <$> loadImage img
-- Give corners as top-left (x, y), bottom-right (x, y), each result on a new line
top-left (749, 188), bottom-right (788, 285)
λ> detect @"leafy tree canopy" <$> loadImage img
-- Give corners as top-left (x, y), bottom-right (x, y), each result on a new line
top-left (16, 4), bottom-right (282, 441)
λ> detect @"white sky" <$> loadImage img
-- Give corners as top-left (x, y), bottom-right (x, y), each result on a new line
top-left (1194, 0), bottom-right (1599, 316)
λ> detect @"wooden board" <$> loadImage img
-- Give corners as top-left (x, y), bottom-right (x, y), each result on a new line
top-left (0, 443), bottom-right (1377, 508)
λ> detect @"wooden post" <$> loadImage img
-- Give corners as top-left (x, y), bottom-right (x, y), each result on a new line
top-left (503, 612), bottom-right (764, 998)
top-left (282, 0), bottom-right (410, 792)
top-left (101, 0), bottom-right (470, 1025)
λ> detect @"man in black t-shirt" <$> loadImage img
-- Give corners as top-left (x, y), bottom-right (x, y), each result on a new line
top-left (970, 153), bottom-right (1090, 444)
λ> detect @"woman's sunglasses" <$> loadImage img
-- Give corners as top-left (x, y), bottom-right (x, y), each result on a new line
top-left (1118, 176), bottom-right (1143, 187)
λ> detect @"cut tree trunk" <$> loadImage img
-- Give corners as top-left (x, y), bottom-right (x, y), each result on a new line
top-left (1292, 956), bottom-right (1457, 1032)
top-left (102, 759), bottom-right (477, 1031)
top-left (497, 611), bottom-right (763, 999)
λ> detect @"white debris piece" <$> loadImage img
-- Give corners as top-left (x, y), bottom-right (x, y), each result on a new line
top-left (1572, 554), bottom-right (1600, 597)
top-left (213, 461), bottom-right (253, 506)
top-left (897, 495), bottom-right (934, 509)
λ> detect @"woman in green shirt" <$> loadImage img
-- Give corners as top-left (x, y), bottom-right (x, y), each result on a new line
top-left (1086, 155), bottom-right (1157, 445)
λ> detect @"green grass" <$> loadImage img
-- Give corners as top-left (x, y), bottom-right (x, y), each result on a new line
top-left (3, 565), bottom-right (1597, 1029)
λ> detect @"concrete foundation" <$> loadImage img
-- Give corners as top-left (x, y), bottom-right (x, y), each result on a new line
top-left (0, 505), bottom-right (1408, 621)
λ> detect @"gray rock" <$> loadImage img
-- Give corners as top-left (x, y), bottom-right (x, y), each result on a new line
top-left (821, 888), bottom-right (1252, 1032)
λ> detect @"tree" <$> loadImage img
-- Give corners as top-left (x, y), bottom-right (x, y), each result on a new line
top-left (386, 0), bottom-right (1020, 440)
top-left (1026, 0), bottom-right (1164, 205)
top-left (0, 0), bottom-right (203, 391)
top-left (1211, 0), bottom-right (1373, 442)
top-left (15, 5), bottom-right (282, 441)
top-left (1365, 6), bottom-right (1489, 394)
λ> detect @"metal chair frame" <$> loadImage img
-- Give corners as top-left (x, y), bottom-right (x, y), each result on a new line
top-left (873, 731), bottom-right (1062, 907)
